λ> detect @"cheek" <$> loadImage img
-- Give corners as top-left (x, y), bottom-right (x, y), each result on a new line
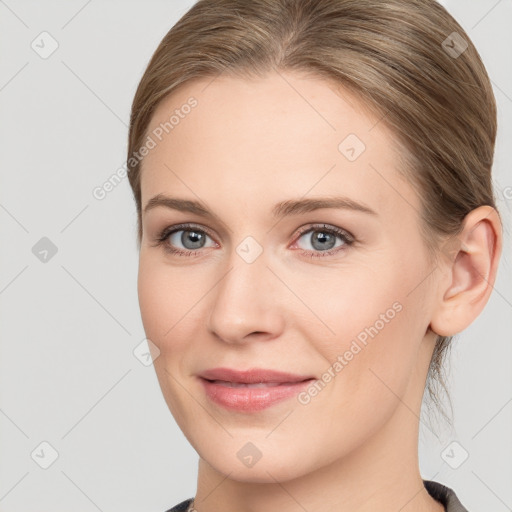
top-left (137, 254), bottom-right (202, 432)
top-left (137, 261), bottom-right (167, 344)
top-left (137, 253), bottom-right (197, 352)
top-left (301, 264), bottom-right (406, 345)
top-left (301, 256), bottom-right (429, 406)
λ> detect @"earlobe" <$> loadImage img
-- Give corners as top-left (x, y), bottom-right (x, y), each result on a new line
top-left (429, 206), bottom-right (502, 337)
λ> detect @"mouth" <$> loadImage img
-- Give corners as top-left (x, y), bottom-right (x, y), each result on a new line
top-left (203, 380), bottom-right (309, 388)
top-left (198, 367), bottom-right (315, 384)
top-left (197, 368), bottom-right (316, 412)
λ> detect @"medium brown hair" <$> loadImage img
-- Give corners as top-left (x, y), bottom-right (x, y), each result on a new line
top-left (126, 0), bottom-right (498, 425)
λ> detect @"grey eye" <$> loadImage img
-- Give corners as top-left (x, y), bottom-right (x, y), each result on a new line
top-left (168, 229), bottom-right (214, 250)
top-left (296, 229), bottom-right (347, 252)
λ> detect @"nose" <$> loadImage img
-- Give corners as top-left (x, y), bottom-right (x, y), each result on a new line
top-left (206, 248), bottom-right (286, 345)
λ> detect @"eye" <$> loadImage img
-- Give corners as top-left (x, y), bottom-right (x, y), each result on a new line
top-left (292, 224), bottom-right (354, 258)
top-left (154, 223), bottom-right (217, 257)
top-left (153, 222), bottom-right (355, 259)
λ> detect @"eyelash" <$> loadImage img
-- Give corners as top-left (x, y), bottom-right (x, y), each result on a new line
top-left (153, 223), bottom-right (355, 259)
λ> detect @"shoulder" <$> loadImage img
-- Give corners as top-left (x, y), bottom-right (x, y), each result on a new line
top-left (423, 479), bottom-right (470, 512)
top-left (163, 497), bottom-right (194, 512)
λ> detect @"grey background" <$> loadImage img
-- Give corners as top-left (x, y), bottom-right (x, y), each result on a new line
top-left (0, 1), bottom-right (510, 511)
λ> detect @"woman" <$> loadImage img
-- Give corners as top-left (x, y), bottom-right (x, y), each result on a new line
top-left (126, 1), bottom-right (502, 510)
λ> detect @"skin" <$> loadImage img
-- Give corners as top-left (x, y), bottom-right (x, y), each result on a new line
top-left (136, 70), bottom-right (502, 512)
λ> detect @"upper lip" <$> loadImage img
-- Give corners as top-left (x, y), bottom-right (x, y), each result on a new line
top-left (199, 367), bottom-right (315, 384)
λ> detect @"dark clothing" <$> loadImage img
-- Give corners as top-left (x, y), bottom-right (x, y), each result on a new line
top-left (165, 479), bottom-right (469, 511)
top-left (424, 480), bottom-right (469, 511)
top-left (165, 498), bottom-right (193, 512)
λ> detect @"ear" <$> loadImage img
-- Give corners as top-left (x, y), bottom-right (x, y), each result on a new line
top-left (429, 205), bottom-right (502, 337)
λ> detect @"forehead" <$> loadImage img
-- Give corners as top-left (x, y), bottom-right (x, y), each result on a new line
top-left (140, 70), bottom-right (414, 217)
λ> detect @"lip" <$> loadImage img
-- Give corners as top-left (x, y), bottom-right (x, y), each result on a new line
top-left (198, 367), bottom-right (316, 412)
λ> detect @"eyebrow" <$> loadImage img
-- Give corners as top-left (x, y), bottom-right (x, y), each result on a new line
top-left (143, 194), bottom-right (378, 218)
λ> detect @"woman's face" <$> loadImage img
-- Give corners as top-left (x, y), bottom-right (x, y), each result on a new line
top-left (137, 70), bottom-right (440, 481)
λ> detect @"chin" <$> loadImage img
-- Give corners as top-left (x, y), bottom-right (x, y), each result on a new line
top-left (196, 436), bottom-right (326, 484)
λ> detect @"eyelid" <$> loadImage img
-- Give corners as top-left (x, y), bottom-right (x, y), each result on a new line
top-left (157, 223), bottom-right (218, 243)
top-left (155, 223), bottom-right (352, 243)
top-left (292, 223), bottom-right (354, 243)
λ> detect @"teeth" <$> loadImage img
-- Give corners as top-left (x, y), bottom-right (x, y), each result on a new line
top-left (212, 380), bottom-right (283, 388)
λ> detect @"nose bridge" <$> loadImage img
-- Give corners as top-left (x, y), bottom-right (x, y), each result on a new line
top-left (207, 237), bottom-right (284, 343)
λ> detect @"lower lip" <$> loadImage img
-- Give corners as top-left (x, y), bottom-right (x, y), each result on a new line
top-left (199, 378), bottom-right (315, 412)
